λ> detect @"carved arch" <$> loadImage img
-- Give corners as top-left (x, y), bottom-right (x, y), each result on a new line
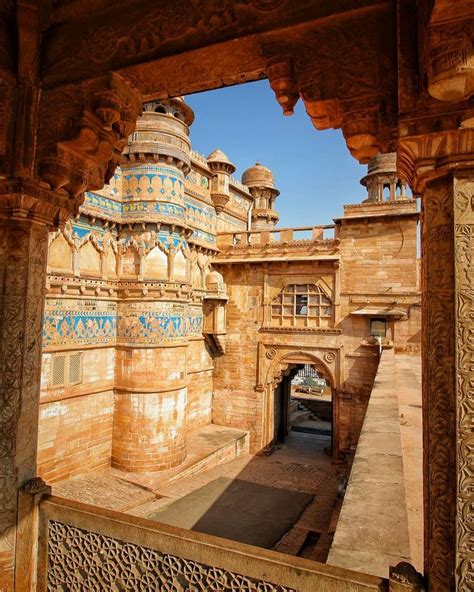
top-left (265, 350), bottom-right (336, 389)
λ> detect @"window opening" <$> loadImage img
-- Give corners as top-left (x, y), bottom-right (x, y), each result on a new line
top-left (271, 284), bottom-right (333, 326)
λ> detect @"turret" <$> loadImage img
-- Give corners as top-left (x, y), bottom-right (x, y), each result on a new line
top-left (121, 97), bottom-right (195, 229)
top-left (207, 149), bottom-right (236, 213)
top-left (242, 162), bottom-right (280, 230)
top-left (360, 153), bottom-right (407, 203)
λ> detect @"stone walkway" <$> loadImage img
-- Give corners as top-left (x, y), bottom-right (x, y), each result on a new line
top-left (131, 431), bottom-right (340, 560)
top-left (54, 429), bottom-right (340, 561)
top-left (327, 352), bottom-right (422, 578)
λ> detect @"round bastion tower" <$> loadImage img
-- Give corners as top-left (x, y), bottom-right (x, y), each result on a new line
top-left (242, 162), bottom-right (280, 230)
top-left (360, 152), bottom-right (407, 202)
top-left (112, 98), bottom-right (195, 473)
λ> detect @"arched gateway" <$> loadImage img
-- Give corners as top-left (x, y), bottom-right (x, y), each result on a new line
top-left (262, 350), bottom-right (339, 459)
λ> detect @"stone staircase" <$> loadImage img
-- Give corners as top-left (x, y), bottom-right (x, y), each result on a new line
top-left (289, 400), bottom-right (317, 427)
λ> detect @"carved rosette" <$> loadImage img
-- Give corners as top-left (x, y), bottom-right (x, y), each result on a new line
top-left (36, 73), bottom-right (142, 200)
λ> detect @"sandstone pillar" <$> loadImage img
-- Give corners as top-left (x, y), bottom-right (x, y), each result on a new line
top-left (0, 63), bottom-right (142, 587)
top-left (421, 171), bottom-right (473, 592)
top-left (0, 184), bottom-right (72, 591)
top-left (399, 128), bottom-right (474, 591)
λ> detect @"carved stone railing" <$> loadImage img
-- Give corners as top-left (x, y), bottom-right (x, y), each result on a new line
top-left (17, 493), bottom-right (400, 591)
top-left (217, 225), bottom-right (337, 249)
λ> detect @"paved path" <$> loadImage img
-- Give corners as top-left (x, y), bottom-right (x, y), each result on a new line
top-left (327, 352), bottom-right (422, 578)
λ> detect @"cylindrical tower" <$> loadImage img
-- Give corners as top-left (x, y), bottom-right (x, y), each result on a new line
top-left (207, 148), bottom-right (236, 213)
top-left (360, 152), bottom-right (407, 202)
top-left (112, 98), bottom-right (195, 472)
top-left (242, 162), bottom-right (280, 230)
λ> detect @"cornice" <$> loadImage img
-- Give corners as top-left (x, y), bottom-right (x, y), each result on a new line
top-left (260, 326), bottom-right (342, 335)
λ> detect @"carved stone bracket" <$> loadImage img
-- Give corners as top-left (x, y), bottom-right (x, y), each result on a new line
top-left (398, 127), bottom-right (474, 193)
top-left (36, 73), bottom-right (142, 199)
top-left (266, 58), bottom-right (299, 116)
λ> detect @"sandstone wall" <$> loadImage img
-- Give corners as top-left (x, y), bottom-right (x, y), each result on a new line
top-left (38, 348), bottom-right (115, 482)
top-left (187, 337), bottom-right (214, 431)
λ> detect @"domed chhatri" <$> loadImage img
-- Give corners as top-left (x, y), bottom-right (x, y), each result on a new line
top-left (242, 162), bottom-right (280, 230)
top-left (206, 148), bottom-right (236, 174)
top-left (242, 162), bottom-right (279, 195)
top-left (206, 148), bottom-right (236, 213)
top-left (360, 152), bottom-right (407, 203)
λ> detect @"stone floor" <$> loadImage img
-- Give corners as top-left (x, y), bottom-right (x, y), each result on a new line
top-left (54, 428), bottom-right (340, 561)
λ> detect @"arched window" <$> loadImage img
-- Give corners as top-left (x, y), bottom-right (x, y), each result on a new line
top-left (271, 284), bottom-right (332, 326)
top-left (154, 104), bottom-right (167, 114)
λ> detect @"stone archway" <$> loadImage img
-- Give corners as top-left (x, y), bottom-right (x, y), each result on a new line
top-left (263, 350), bottom-right (339, 459)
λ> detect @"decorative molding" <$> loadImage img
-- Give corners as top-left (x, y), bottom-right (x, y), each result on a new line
top-left (453, 176), bottom-right (474, 591)
top-left (260, 326), bottom-right (342, 335)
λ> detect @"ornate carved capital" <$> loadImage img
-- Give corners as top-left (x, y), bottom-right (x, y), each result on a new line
top-left (0, 179), bottom-right (79, 228)
top-left (398, 127), bottom-right (474, 193)
top-left (36, 73), bottom-right (142, 199)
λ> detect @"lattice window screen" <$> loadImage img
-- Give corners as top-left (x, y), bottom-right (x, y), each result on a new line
top-left (51, 355), bottom-right (66, 387)
top-left (68, 353), bottom-right (83, 385)
top-left (50, 352), bottom-right (83, 387)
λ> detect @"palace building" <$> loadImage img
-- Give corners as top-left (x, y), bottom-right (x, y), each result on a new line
top-left (0, 2), bottom-right (471, 590)
top-left (38, 98), bottom-right (420, 486)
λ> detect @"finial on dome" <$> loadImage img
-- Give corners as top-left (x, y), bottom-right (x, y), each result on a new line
top-left (241, 162), bottom-right (279, 195)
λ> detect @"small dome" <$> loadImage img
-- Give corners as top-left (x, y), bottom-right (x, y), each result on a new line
top-left (242, 162), bottom-right (276, 190)
top-left (205, 270), bottom-right (227, 296)
top-left (207, 148), bottom-right (236, 174)
top-left (360, 152), bottom-right (397, 187)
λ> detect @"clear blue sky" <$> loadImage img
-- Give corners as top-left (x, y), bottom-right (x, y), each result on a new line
top-left (186, 80), bottom-right (368, 228)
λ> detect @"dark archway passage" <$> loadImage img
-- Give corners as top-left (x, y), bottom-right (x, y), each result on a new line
top-left (273, 363), bottom-right (333, 455)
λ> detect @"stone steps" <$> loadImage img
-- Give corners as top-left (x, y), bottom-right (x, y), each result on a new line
top-left (289, 409), bottom-right (312, 426)
top-left (169, 429), bottom-right (249, 483)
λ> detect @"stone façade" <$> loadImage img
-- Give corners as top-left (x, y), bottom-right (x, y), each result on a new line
top-left (37, 99), bottom-right (421, 484)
